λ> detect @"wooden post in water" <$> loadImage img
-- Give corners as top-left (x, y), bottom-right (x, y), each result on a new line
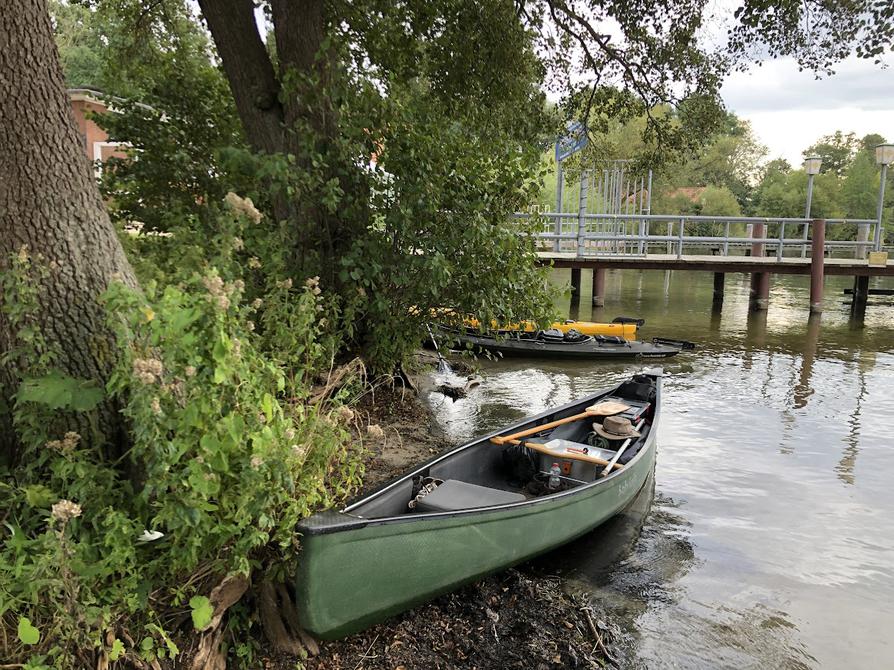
top-left (712, 272), bottom-right (725, 310)
top-left (750, 222), bottom-right (770, 310)
top-left (592, 267), bottom-right (606, 307)
top-left (570, 268), bottom-right (582, 296)
top-left (809, 219), bottom-right (826, 314)
top-left (852, 275), bottom-right (870, 307)
top-left (851, 274), bottom-right (869, 320)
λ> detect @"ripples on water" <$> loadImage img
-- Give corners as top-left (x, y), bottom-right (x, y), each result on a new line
top-left (424, 269), bottom-right (894, 669)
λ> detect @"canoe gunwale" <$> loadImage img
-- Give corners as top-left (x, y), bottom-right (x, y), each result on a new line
top-left (297, 372), bottom-right (663, 537)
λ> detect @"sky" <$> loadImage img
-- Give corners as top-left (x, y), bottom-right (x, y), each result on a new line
top-left (720, 56), bottom-right (894, 166)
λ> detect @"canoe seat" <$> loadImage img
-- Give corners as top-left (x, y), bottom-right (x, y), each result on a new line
top-left (415, 479), bottom-right (525, 513)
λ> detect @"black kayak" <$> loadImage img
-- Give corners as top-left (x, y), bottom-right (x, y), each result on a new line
top-left (441, 329), bottom-right (694, 360)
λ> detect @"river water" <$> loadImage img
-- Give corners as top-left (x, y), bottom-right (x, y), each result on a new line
top-left (425, 268), bottom-right (894, 669)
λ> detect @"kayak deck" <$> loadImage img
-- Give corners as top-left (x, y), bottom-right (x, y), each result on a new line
top-left (444, 329), bottom-right (691, 359)
top-left (463, 317), bottom-right (641, 339)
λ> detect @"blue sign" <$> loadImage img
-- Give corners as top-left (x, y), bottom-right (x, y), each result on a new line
top-left (555, 121), bottom-right (588, 162)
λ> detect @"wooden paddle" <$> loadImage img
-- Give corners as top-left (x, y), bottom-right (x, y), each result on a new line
top-left (598, 418), bottom-right (646, 477)
top-left (489, 401), bottom-right (629, 446)
top-left (499, 437), bottom-right (625, 471)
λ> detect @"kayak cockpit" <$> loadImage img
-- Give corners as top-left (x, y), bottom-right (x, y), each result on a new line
top-left (343, 374), bottom-right (657, 521)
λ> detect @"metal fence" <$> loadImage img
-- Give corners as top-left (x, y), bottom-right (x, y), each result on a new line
top-left (512, 212), bottom-right (884, 260)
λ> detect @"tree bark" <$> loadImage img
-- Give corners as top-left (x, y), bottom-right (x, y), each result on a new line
top-left (199, 0), bottom-right (345, 276)
top-left (270, 0), bottom-right (327, 136)
top-left (0, 0), bottom-right (140, 463)
top-left (197, 0), bottom-right (284, 156)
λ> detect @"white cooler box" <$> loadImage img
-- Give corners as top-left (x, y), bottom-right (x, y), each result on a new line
top-left (536, 439), bottom-right (617, 481)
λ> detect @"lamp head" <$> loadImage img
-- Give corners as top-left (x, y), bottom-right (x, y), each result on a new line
top-left (875, 144), bottom-right (894, 166)
top-left (803, 156), bottom-right (822, 175)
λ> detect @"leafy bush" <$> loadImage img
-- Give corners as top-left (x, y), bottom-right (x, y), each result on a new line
top-left (0, 218), bottom-right (366, 667)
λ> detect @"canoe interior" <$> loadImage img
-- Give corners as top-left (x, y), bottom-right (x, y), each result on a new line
top-left (343, 374), bottom-right (657, 521)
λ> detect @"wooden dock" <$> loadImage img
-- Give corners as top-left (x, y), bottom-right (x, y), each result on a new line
top-left (535, 251), bottom-right (894, 313)
top-left (536, 252), bottom-right (894, 276)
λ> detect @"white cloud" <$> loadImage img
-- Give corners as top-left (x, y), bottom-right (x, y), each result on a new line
top-left (721, 56), bottom-right (894, 164)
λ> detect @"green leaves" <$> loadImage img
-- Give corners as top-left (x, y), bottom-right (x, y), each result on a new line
top-left (109, 638), bottom-right (125, 660)
top-left (17, 373), bottom-right (104, 412)
top-left (17, 616), bottom-right (40, 645)
top-left (189, 595), bottom-right (214, 630)
top-left (21, 484), bottom-right (55, 509)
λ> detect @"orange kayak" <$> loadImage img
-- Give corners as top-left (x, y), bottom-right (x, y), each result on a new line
top-left (463, 318), bottom-right (640, 340)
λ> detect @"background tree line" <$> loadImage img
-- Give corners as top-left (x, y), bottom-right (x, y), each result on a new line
top-left (537, 112), bottom-right (891, 241)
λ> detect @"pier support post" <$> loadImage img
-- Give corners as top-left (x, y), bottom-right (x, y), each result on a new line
top-left (750, 222), bottom-right (770, 310)
top-left (570, 268), bottom-right (582, 296)
top-left (712, 272), bottom-right (725, 309)
top-left (852, 275), bottom-right (870, 308)
top-left (856, 223), bottom-right (870, 259)
top-left (850, 274), bottom-right (869, 321)
top-left (592, 267), bottom-right (606, 307)
top-left (809, 219), bottom-right (826, 314)
top-left (750, 273), bottom-right (770, 310)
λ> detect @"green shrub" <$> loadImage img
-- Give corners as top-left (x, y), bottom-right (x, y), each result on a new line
top-left (0, 232), bottom-right (365, 668)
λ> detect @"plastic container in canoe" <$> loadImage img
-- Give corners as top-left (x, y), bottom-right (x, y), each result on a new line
top-left (462, 316), bottom-right (644, 339)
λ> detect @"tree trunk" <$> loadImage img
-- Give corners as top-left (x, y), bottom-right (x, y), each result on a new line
top-left (0, 0), bottom-right (140, 463)
top-left (269, 0), bottom-right (346, 276)
top-left (199, 0), bottom-right (344, 276)
top-left (196, 0), bottom-right (285, 156)
top-left (270, 0), bottom-right (327, 136)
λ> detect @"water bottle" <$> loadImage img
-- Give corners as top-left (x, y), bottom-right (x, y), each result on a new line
top-left (548, 463), bottom-right (562, 490)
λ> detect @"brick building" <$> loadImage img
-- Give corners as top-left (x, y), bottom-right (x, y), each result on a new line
top-left (68, 88), bottom-right (127, 174)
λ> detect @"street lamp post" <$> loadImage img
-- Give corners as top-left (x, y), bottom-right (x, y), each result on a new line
top-left (555, 159), bottom-right (564, 252)
top-left (801, 156), bottom-right (822, 257)
top-left (874, 144), bottom-right (894, 251)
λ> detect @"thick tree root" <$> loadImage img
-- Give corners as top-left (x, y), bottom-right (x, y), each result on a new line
top-left (191, 627), bottom-right (226, 670)
top-left (257, 580), bottom-right (319, 658)
top-left (275, 582), bottom-right (319, 656)
top-left (189, 574), bottom-right (251, 670)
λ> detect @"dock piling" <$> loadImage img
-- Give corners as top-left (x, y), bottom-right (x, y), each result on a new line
top-left (712, 272), bottom-right (725, 308)
top-left (809, 219), bottom-right (826, 313)
top-left (570, 268), bottom-right (582, 296)
top-left (592, 268), bottom-right (606, 307)
top-left (850, 275), bottom-right (869, 321)
top-left (852, 275), bottom-right (870, 307)
top-left (750, 222), bottom-right (770, 310)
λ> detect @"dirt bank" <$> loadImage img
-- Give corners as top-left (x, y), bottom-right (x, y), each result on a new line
top-left (352, 377), bottom-right (450, 492)
top-left (304, 569), bottom-right (616, 670)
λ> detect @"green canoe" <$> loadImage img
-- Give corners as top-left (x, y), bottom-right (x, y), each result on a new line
top-left (295, 371), bottom-right (662, 639)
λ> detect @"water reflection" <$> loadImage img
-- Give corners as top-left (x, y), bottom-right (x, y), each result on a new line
top-left (836, 352), bottom-right (871, 486)
top-left (536, 469), bottom-right (662, 585)
top-left (793, 313), bottom-right (821, 410)
top-left (423, 269), bottom-right (894, 669)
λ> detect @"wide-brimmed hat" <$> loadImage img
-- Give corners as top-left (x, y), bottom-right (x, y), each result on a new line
top-left (593, 415), bottom-right (640, 440)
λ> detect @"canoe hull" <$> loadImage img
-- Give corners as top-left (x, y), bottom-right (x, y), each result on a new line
top-left (294, 383), bottom-right (660, 639)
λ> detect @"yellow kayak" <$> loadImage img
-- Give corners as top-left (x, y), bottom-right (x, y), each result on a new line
top-left (463, 318), bottom-right (641, 339)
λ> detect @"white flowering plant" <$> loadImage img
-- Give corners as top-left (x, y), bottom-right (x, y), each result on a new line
top-left (0, 249), bottom-right (365, 668)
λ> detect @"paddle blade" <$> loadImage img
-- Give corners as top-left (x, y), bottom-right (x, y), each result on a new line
top-left (585, 401), bottom-right (629, 416)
